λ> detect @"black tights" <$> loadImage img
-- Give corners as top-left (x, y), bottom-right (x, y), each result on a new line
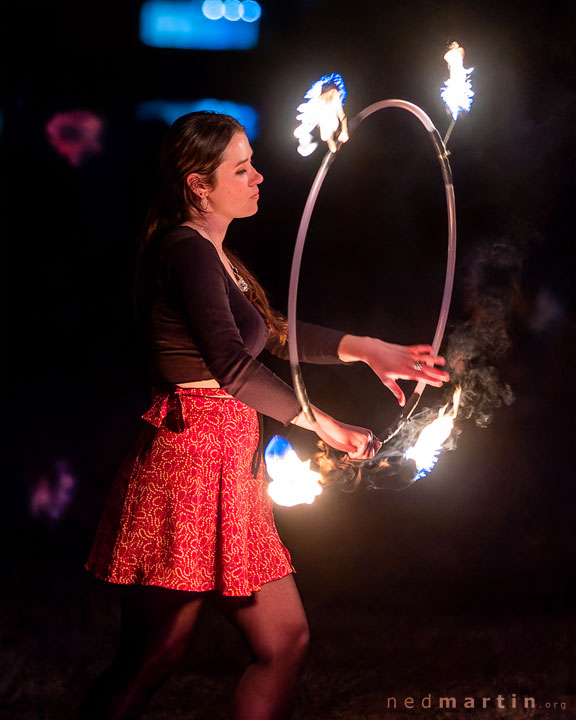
top-left (76, 575), bottom-right (309, 720)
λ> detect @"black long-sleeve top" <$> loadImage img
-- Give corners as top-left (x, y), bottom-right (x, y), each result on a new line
top-left (140, 226), bottom-right (345, 424)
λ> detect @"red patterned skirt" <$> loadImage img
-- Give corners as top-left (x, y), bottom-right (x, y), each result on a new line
top-left (85, 387), bottom-right (294, 596)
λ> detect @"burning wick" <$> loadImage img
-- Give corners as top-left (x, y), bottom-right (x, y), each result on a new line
top-left (440, 42), bottom-right (474, 145)
top-left (294, 72), bottom-right (349, 156)
top-left (264, 435), bottom-right (323, 507)
top-left (405, 386), bottom-right (462, 481)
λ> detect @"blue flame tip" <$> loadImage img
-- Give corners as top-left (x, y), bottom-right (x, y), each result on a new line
top-left (304, 73), bottom-right (347, 105)
top-left (264, 435), bottom-right (293, 462)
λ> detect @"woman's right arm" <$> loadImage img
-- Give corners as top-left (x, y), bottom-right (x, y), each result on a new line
top-left (167, 234), bottom-right (375, 457)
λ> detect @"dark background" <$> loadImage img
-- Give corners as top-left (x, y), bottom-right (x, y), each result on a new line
top-left (1, 1), bottom-right (574, 718)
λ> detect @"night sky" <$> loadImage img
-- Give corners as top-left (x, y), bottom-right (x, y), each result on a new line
top-left (1, 1), bottom-right (574, 717)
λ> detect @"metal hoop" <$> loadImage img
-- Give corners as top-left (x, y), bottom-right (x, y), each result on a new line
top-left (288, 99), bottom-right (456, 447)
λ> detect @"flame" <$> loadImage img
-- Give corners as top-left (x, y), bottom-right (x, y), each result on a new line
top-left (405, 386), bottom-right (462, 480)
top-left (440, 42), bottom-right (474, 121)
top-left (264, 435), bottom-right (323, 507)
top-left (294, 73), bottom-right (349, 156)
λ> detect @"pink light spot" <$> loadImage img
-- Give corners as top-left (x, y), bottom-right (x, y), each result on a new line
top-left (45, 109), bottom-right (104, 167)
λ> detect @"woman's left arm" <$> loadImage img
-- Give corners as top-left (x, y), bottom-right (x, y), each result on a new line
top-left (337, 334), bottom-right (450, 406)
top-left (265, 321), bottom-right (449, 406)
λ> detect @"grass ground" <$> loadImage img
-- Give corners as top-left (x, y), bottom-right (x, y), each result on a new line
top-left (1, 514), bottom-right (573, 720)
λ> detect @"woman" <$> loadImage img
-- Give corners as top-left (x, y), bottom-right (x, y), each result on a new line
top-left (77, 112), bottom-right (448, 720)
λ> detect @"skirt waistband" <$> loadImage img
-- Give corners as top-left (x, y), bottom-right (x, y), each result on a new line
top-left (164, 386), bottom-right (233, 398)
top-left (142, 387), bottom-right (234, 430)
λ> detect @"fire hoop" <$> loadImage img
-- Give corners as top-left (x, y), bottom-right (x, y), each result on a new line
top-left (287, 100), bottom-right (457, 468)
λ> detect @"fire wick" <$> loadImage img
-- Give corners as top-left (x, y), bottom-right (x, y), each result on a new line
top-left (443, 118), bottom-right (456, 147)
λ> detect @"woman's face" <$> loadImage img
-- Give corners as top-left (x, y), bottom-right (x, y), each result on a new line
top-left (207, 132), bottom-right (263, 220)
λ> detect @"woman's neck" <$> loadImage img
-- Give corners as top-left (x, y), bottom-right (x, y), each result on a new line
top-left (185, 213), bottom-right (229, 251)
top-left (182, 215), bottom-right (245, 288)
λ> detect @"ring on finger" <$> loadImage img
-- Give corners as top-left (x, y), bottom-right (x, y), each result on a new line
top-left (413, 360), bottom-right (423, 371)
top-left (366, 431), bottom-right (378, 458)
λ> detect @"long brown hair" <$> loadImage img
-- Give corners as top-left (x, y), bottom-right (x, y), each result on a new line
top-left (137, 111), bottom-right (287, 341)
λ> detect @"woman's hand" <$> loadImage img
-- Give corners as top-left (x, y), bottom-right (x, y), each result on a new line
top-left (291, 406), bottom-right (380, 459)
top-left (338, 335), bottom-right (450, 406)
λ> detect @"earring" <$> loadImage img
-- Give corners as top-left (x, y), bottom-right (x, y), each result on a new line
top-left (200, 195), bottom-right (209, 211)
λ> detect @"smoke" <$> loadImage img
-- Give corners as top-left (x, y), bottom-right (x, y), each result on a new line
top-left (377, 233), bottom-right (525, 486)
top-left (315, 233), bottom-right (528, 491)
top-left (446, 236), bottom-right (522, 427)
top-left (316, 233), bottom-right (525, 492)
top-left (384, 234), bottom-right (525, 483)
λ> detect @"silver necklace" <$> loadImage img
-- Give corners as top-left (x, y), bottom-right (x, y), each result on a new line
top-left (229, 264), bottom-right (249, 293)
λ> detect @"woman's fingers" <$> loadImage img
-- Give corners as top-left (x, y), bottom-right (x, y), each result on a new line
top-left (345, 427), bottom-right (374, 458)
top-left (404, 351), bottom-right (451, 383)
top-left (317, 416), bottom-right (380, 461)
top-left (409, 352), bottom-right (447, 368)
top-left (408, 345), bottom-right (448, 367)
top-left (384, 379), bottom-right (406, 406)
top-left (408, 344), bottom-right (435, 354)
top-left (408, 345), bottom-right (444, 361)
top-left (420, 355), bottom-right (447, 366)
top-left (348, 430), bottom-right (380, 459)
top-left (413, 365), bottom-right (451, 383)
top-left (375, 357), bottom-right (450, 391)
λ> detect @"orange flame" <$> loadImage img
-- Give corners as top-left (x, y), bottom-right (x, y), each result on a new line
top-left (405, 386), bottom-right (462, 475)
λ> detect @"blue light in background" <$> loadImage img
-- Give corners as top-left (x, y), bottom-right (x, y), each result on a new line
top-left (239, 1), bottom-right (261, 22)
top-left (140, 0), bottom-right (260, 50)
top-left (202, 0), bottom-right (224, 19)
top-left (136, 99), bottom-right (259, 140)
top-left (222, 0), bottom-right (242, 21)
top-left (202, 0), bottom-right (261, 22)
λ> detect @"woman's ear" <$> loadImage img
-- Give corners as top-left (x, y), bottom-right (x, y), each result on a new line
top-left (186, 173), bottom-right (212, 212)
top-left (186, 173), bottom-right (202, 195)
top-left (186, 173), bottom-right (210, 197)
top-left (186, 173), bottom-right (211, 195)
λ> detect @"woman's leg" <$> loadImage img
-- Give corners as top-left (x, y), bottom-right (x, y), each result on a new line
top-left (211, 574), bottom-right (310, 720)
top-left (76, 585), bottom-right (204, 720)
